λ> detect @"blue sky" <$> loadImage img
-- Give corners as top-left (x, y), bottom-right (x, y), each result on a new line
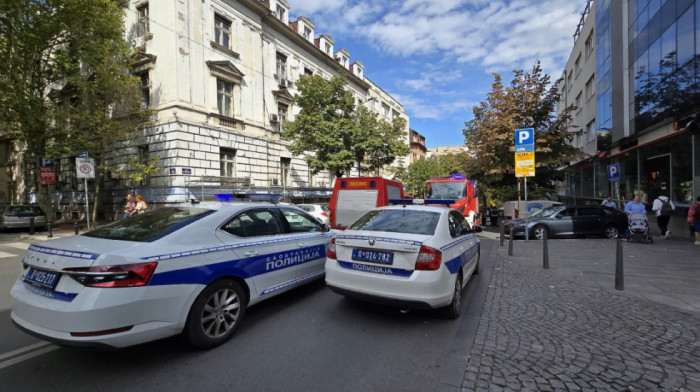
top-left (289, 0), bottom-right (590, 148)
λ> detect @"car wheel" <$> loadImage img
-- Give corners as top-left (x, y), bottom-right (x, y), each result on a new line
top-left (184, 279), bottom-right (246, 349)
top-left (604, 225), bottom-right (619, 239)
top-left (443, 273), bottom-right (463, 319)
top-left (532, 225), bottom-right (549, 240)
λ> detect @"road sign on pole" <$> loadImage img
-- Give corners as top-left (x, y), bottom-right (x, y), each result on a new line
top-left (76, 158), bottom-right (96, 179)
top-left (607, 164), bottom-right (621, 182)
top-left (514, 128), bottom-right (535, 178)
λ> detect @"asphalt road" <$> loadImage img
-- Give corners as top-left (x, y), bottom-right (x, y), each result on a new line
top-left (0, 235), bottom-right (496, 392)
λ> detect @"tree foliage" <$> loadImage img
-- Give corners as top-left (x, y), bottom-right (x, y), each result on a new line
top-left (283, 74), bottom-right (408, 178)
top-left (0, 0), bottom-right (151, 217)
top-left (463, 62), bottom-right (583, 202)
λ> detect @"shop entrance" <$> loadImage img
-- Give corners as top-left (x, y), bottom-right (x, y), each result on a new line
top-left (644, 154), bottom-right (671, 201)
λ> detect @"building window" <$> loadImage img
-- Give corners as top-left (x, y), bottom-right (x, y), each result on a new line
top-left (574, 54), bottom-right (582, 75)
top-left (136, 4), bottom-right (149, 37)
top-left (567, 72), bottom-right (573, 90)
top-left (586, 119), bottom-right (596, 142)
top-left (276, 52), bottom-right (287, 81)
top-left (585, 75), bottom-right (595, 100)
top-left (139, 72), bottom-right (150, 109)
top-left (215, 15), bottom-right (231, 49)
top-left (217, 79), bottom-right (233, 117)
top-left (324, 43), bottom-right (331, 55)
top-left (280, 158), bottom-right (291, 188)
top-left (276, 5), bottom-right (285, 22)
top-left (276, 104), bottom-right (288, 133)
top-left (575, 92), bottom-right (582, 110)
top-left (138, 145), bottom-right (150, 186)
top-left (304, 67), bottom-right (313, 76)
top-left (585, 31), bottom-right (594, 57)
top-left (382, 103), bottom-right (389, 117)
top-left (220, 148), bottom-right (236, 178)
top-left (303, 26), bottom-right (311, 40)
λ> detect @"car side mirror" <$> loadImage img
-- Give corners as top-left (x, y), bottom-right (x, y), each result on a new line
top-left (322, 224), bottom-right (331, 232)
top-left (474, 225), bottom-right (483, 233)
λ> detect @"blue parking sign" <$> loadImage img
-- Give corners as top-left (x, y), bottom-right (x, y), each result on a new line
top-left (607, 164), bottom-right (621, 182)
top-left (515, 128), bottom-right (534, 146)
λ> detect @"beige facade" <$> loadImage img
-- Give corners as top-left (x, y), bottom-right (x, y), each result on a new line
top-left (119, 0), bottom-right (409, 193)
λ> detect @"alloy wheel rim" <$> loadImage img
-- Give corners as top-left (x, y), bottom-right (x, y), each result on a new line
top-left (201, 288), bottom-right (240, 338)
top-left (535, 228), bottom-right (546, 239)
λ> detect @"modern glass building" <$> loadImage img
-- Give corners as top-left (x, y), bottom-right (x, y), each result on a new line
top-left (565, 0), bottom-right (699, 233)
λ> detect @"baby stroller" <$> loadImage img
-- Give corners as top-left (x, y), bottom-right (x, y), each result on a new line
top-left (627, 213), bottom-right (653, 243)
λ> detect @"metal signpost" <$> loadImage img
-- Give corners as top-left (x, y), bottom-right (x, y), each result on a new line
top-left (76, 154), bottom-right (95, 230)
top-left (515, 128), bottom-right (535, 241)
top-left (607, 163), bottom-right (621, 208)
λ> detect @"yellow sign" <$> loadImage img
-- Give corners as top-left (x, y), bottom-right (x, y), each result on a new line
top-left (515, 151), bottom-right (535, 177)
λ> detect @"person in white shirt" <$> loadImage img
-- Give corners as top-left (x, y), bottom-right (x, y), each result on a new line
top-left (601, 196), bottom-right (616, 208)
top-left (651, 195), bottom-right (675, 238)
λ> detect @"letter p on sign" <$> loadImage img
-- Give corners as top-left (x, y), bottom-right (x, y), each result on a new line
top-left (515, 128), bottom-right (534, 146)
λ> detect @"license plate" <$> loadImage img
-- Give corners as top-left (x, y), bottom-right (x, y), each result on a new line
top-left (352, 249), bottom-right (393, 264)
top-left (24, 267), bottom-right (60, 290)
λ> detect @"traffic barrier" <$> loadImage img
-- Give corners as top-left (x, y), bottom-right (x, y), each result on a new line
top-left (47, 220), bottom-right (53, 238)
top-left (499, 220), bottom-right (505, 247)
top-left (615, 237), bottom-right (624, 290)
top-left (29, 217), bottom-right (35, 235)
top-left (543, 229), bottom-right (549, 269)
top-left (74, 221), bottom-right (79, 235)
top-left (508, 230), bottom-right (514, 256)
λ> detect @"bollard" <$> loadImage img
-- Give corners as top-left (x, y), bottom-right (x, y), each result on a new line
top-left (499, 220), bottom-right (505, 247)
top-left (615, 237), bottom-right (624, 290)
top-left (508, 230), bottom-right (514, 256)
top-left (74, 221), bottom-right (79, 235)
top-left (543, 229), bottom-right (549, 269)
top-left (29, 217), bottom-right (35, 235)
top-left (47, 220), bottom-right (53, 238)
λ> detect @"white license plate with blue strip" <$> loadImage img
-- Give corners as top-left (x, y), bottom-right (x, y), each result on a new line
top-left (24, 267), bottom-right (60, 290)
top-left (352, 249), bottom-right (393, 264)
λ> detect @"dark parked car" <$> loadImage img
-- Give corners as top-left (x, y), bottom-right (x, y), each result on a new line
top-left (0, 204), bottom-right (47, 231)
top-left (505, 205), bottom-right (627, 239)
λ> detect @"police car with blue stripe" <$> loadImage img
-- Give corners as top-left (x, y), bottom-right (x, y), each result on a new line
top-left (11, 202), bottom-right (334, 349)
top-left (325, 200), bottom-right (481, 318)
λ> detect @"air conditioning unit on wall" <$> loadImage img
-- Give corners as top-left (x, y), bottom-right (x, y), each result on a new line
top-left (269, 113), bottom-right (279, 123)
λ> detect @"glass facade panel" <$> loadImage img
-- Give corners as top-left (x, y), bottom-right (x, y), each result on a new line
top-left (677, 7), bottom-right (694, 67)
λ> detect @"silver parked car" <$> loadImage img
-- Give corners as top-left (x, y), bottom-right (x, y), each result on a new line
top-left (297, 204), bottom-right (330, 224)
top-left (0, 204), bottom-right (47, 231)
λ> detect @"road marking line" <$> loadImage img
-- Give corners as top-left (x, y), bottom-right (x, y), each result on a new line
top-left (0, 251), bottom-right (17, 258)
top-left (4, 242), bottom-right (30, 250)
top-left (0, 342), bottom-right (58, 370)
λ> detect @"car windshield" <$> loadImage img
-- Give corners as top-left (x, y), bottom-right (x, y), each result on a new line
top-left (83, 207), bottom-right (214, 242)
top-left (529, 206), bottom-right (561, 218)
top-left (348, 209), bottom-right (440, 235)
top-left (426, 182), bottom-right (465, 199)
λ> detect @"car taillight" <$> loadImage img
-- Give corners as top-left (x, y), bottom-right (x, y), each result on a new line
top-left (415, 246), bottom-right (442, 270)
top-left (65, 262), bottom-right (158, 288)
top-left (321, 211), bottom-right (328, 217)
top-left (327, 237), bottom-right (337, 260)
top-left (514, 208), bottom-right (519, 218)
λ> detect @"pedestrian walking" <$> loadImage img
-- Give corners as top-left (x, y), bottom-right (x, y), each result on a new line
top-left (135, 195), bottom-right (148, 214)
top-left (688, 196), bottom-right (700, 245)
top-left (123, 194), bottom-right (136, 219)
top-left (624, 194), bottom-right (646, 215)
top-left (602, 196), bottom-right (616, 208)
top-left (651, 195), bottom-right (675, 238)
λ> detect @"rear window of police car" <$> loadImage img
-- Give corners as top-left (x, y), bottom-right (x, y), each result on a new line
top-left (348, 210), bottom-right (440, 235)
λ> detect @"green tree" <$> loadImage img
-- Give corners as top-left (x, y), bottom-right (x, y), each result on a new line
top-left (0, 0), bottom-right (149, 218)
top-left (397, 152), bottom-right (480, 196)
top-left (463, 62), bottom-right (582, 202)
top-left (283, 74), bottom-right (408, 177)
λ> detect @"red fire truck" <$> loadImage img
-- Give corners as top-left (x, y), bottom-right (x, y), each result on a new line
top-left (329, 177), bottom-right (404, 229)
top-left (425, 173), bottom-right (483, 226)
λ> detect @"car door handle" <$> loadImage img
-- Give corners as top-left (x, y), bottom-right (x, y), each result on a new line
top-left (298, 242), bottom-right (308, 248)
top-left (244, 250), bottom-right (259, 257)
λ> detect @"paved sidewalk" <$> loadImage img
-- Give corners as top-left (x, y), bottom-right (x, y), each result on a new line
top-left (462, 231), bottom-right (700, 391)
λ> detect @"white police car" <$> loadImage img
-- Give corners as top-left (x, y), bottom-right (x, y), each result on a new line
top-left (325, 201), bottom-right (480, 318)
top-left (11, 202), bottom-right (333, 349)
